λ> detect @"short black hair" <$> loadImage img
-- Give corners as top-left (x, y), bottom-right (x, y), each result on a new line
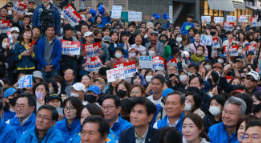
top-left (121, 98), bottom-right (133, 114)
top-left (166, 91), bottom-right (185, 105)
top-left (210, 94), bottom-right (227, 107)
top-left (210, 26), bottom-right (217, 30)
top-left (32, 26), bottom-right (41, 31)
top-left (185, 92), bottom-right (201, 112)
top-left (128, 22), bottom-right (136, 28)
top-left (188, 75), bottom-right (204, 86)
top-left (45, 24), bottom-right (55, 31)
top-left (155, 127), bottom-right (182, 143)
top-left (37, 105), bottom-right (59, 121)
top-left (246, 120), bottom-right (261, 131)
top-left (131, 97), bottom-right (156, 116)
top-left (151, 75), bottom-right (165, 85)
top-left (63, 97), bottom-right (83, 119)
top-left (82, 115), bottom-right (110, 139)
top-left (188, 63), bottom-right (199, 71)
top-left (17, 92), bottom-right (36, 107)
top-left (187, 14), bottom-right (194, 18)
top-left (102, 94), bottom-right (121, 108)
top-left (46, 79), bottom-right (58, 94)
top-left (236, 93), bottom-right (253, 115)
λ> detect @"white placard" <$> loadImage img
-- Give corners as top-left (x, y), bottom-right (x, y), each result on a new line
top-left (111, 5), bottom-right (122, 19)
top-left (128, 12), bottom-right (142, 21)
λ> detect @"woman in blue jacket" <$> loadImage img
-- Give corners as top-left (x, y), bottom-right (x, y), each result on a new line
top-left (13, 27), bottom-right (37, 74)
top-left (55, 97), bottom-right (83, 143)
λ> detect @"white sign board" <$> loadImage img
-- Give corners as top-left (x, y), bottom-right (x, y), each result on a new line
top-left (128, 12), bottom-right (142, 21)
top-left (111, 5), bottom-right (122, 19)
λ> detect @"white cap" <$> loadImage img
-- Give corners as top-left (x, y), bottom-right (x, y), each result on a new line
top-left (72, 82), bottom-right (87, 92)
top-left (84, 31), bottom-right (93, 37)
top-left (247, 71), bottom-right (260, 81)
top-left (11, 27), bottom-right (20, 33)
top-left (32, 71), bottom-right (43, 80)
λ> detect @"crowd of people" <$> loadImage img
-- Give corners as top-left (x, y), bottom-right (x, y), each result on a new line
top-left (0, 0), bottom-right (261, 143)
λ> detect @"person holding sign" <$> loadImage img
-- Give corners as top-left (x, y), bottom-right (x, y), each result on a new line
top-left (108, 47), bottom-right (127, 68)
top-left (145, 31), bottom-right (164, 57)
top-left (190, 45), bottom-right (208, 64)
top-left (0, 7), bottom-right (11, 21)
top-left (13, 27), bottom-right (37, 74)
top-left (96, 4), bottom-right (111, 27)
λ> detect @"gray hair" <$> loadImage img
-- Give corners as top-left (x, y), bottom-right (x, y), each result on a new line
top-left (166, 91), bottom-right (185, 105)
top-left (224, 96), bottom-right (246, 115)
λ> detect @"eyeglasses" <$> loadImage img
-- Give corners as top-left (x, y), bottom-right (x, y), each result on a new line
top-left (15, 104), bottom-right (26, 110)
top-left (222, 110), bottom-right (237, 117)
top-left (101, 105), bottom-right (116, 110)
top-left (64, 107), bottom-right (76, 111)
top-left (246, 76), bottom-right (256, 82)
top-left (36, 114), bottom-right (52, 121)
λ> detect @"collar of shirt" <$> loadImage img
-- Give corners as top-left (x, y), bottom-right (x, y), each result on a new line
top-left (135, 126), bottom-right (149, 140)
top-left (45, 37), bottom-right (55, 44)
top-left (167, 117), bottom-right (179, 127)
top-left (19, 113), bottom-right (32, 125)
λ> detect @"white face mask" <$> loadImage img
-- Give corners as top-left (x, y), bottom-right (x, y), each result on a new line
top-left (8, 10), bottom-right (12, 15)
top-left (238, 49), bottom-right (242, 54)
top-left (43, 2), bottom-right (49, 6)
top-left (146, 76), bottom-right (153, 83)
top-left (205, 65), bottom-right (211, 70)
top-left (115, 53), bottom-right (122, 59)
top-left (2, 42), bottom-right (8, 48)
top-left (12, 34), bottom-right (19, 39)
top-left (217, 59), bottom-right (224, 64)
top-left (70, 93), bottom-right (79, 97)
top-left (49, 89), bottom-right (54, 94)
top-left (176, 37), bottom-right (182, 42)
top-left (196, 51), bottom-right (203, 55)
top-left (149, 51), bottom-right (155, 56)
top-left (187, 72), bottom-right (193, 76)
top-left (209, 106), bottom-right (221, 116)
top-left (184, 102), bottom-right (192, 111)
top-left (179, 75), bottom-right (187, 83)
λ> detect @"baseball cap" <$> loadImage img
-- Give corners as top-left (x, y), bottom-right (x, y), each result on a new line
top-left (11, 27), bottom-right (20, 33)
top-left (162, 88), bottom-right (174, 98)
top-left (87, 85), bottom-right (101, 95)
top-left (102, 36), bottom-right (111, 43)
top-left (84, 31), bottom-right (93, 37)
top-left (128, 47), bottom-right (136, 52)
top-left (45, 93), bottom-right (62, 103)
top-left (72, 82), bottom-right (87, 92)
top-left (150, 31), bottom-right (159, 35)
top-left (247, 71), bottom-right (260, 81)
top-left (32, 71), bottom-right (43, 80)
top-left (4, 87), bottom-right (17, 98)
top-left (94, 77), bottom-right (105, 86)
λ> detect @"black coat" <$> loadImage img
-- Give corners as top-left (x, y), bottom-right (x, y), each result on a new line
top-left (203, 114), bottom-right (222, 133)
top-left (0, 47), bottom-right (15, 81)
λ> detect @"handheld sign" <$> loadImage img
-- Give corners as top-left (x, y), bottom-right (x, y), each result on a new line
top-left (229, 45), bottom-right (239, 56)
top-left (7, 31), bottom-right (13, 45)
top-left (111, 5), bottom-right (122, 19)
top-left (251, 17), bottom-right (258, 27)
top-left (200, 35), bottom-right (212, 46)
top-left (85, 56), bottom-right (102, 72)
top-left (166, 58), bottom-right (178, 68)
top-left (214, 17), bottom-right (224, 23)
top-left (115, 61), bottom-right (137, 78)
top-left (13, 2), bottom-right (27, 14)
top-left (18, 75), bottom-right (33, 89)
top-left (223, 22), bottom-right (234, 31)
top-left (128, 12), bottom-right (142, 21)
top-left (60, 40), bottom-right (81, 55)
top-left (201, 16), bottom-right (211, 22)
top-left (0, 20), bottom-right (10, 33)
top-left (226, 15), bottom-right (236, 22)
top-left (107, 67), bottom-right (125, 82)
top-left (247, 44), bottom-right (256, 55)
top-left (82, 42), bottom-right (101, 58)
top-left (152, 56), bottom-right (165, 71)
top-left (139, 56), bottom-right (152, 69)
top-left (239, 15), bottom-right (247, 22)
top-left (62, 4), bottom-right (82, 26)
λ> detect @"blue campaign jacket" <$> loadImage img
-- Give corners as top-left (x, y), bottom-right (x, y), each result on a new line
top-left (155, 112), bottom-right (185, 133)
top-left (119, 126), bottom-right (158, 143)
top-left (37, 37), bottom-right (62, 71)
top-left (3, 110), bottom-right (16, 122)
top-left (32, 3), bottom-right (61, 35)
top-left (71, 129), bottom-right (117, 143)
top-left (9, 113), bottom-right (36, 138)
top-left (0, 118), bottom-right (17, 143)
top-left (180, 22), bottom-right (194, 35)
top-left (111, 115), bottom-right (132, 141)
top-left (17, 126), bottom-right (64, 143)
top-left (208, 122), bottom-right (239, 143)
top-left (55, 118), bottom-right (81, 143)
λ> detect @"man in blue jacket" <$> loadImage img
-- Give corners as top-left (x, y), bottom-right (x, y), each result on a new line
top-left (208, 96), bottom-right (246, 143)
top-left (0, 99), bottom-right (17, 142)
top-left (180, 14), bottom-right (194, 36)
top-left (17, 105), bottom-right (64, 143)
top-left (37, 24), bottom-right (62, 81)
top-left (153, 91), bottom-right (185, 133)
top-left (102, 95), bottom-right (132, 141)
top-left (32, 0), bottom-right (61, 37)
top-left (8, 92), bottom-right (36, 138)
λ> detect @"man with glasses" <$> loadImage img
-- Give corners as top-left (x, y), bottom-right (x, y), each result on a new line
top-left (8, 92), bottom-right (36, 138)
top-left (101, 94), bottom-right (132, 141)
top-left (219, 65), bottom-right (260, 94)
top-left (242, 120), bottom-right (261, 143)
top-left (145, 31), bottom-right (164, 57)
top-left (208, 96), bottom-right (246, 142)
top-left (0, 99), bottom-right (17, 142)
top-left (17, 105), bottom-right (64, 142)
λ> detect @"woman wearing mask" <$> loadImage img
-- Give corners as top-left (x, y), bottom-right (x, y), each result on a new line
top-left (203, 94), bottom-right (226, 133)
top-left (190, 45), bottom-right (207, 64)
top-left (46, 80), bottom-right (59, 94)
top-left (55, 97), bottom-right (83, 143)
top-left (159, 34), bottom-right (172, 61)
top-left (252, 91), bottom-right (261, 118)
top-left (33, 82), bottom-right (49, 110)
top-left (81, 75), bottom-right (92, 90)
top-left (131, 34), bottom-right (146, 55)
top-left (182, 113), bottom-right (210, 143)
top-left (115, 80), bottom-right (132, 100)
top-left (147, 45), bottom-right (156, 57)
top-left (144, 69), bottom-right (153, 84)
top-left (10, 27), bottom-right (20, 50)
top-left (108, 31), bottom-right (120, 58)
top-left (0, 36), bottom-right (14, 82)
top-left (128, 47), bottom-right (138, 63)
top-left (130, 85), bottom-right (146, 97)
top-left (181, 34), bottom-right (191, 52)
top-left (184, 92), bottom-right (205, 118)
top-left (173, 33), bottom-right (183, 49)
top-left (13, 27), bottom-right (37, 74)
top-left (132, 72), bottom-right (147, 88)
top-left (108, 47), bottom-right (127, 68)
top-left (94, 30), bottom-right (110, 64)
top-left (190, 33), bottom-right (208, 56)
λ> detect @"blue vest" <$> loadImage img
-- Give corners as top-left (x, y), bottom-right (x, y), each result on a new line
top-left (156, 112), bottom-right (185, 133)
top-left (0, 118), bottom-right (17, 142)
top-left (111, 115), bottom-right (132, 141)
